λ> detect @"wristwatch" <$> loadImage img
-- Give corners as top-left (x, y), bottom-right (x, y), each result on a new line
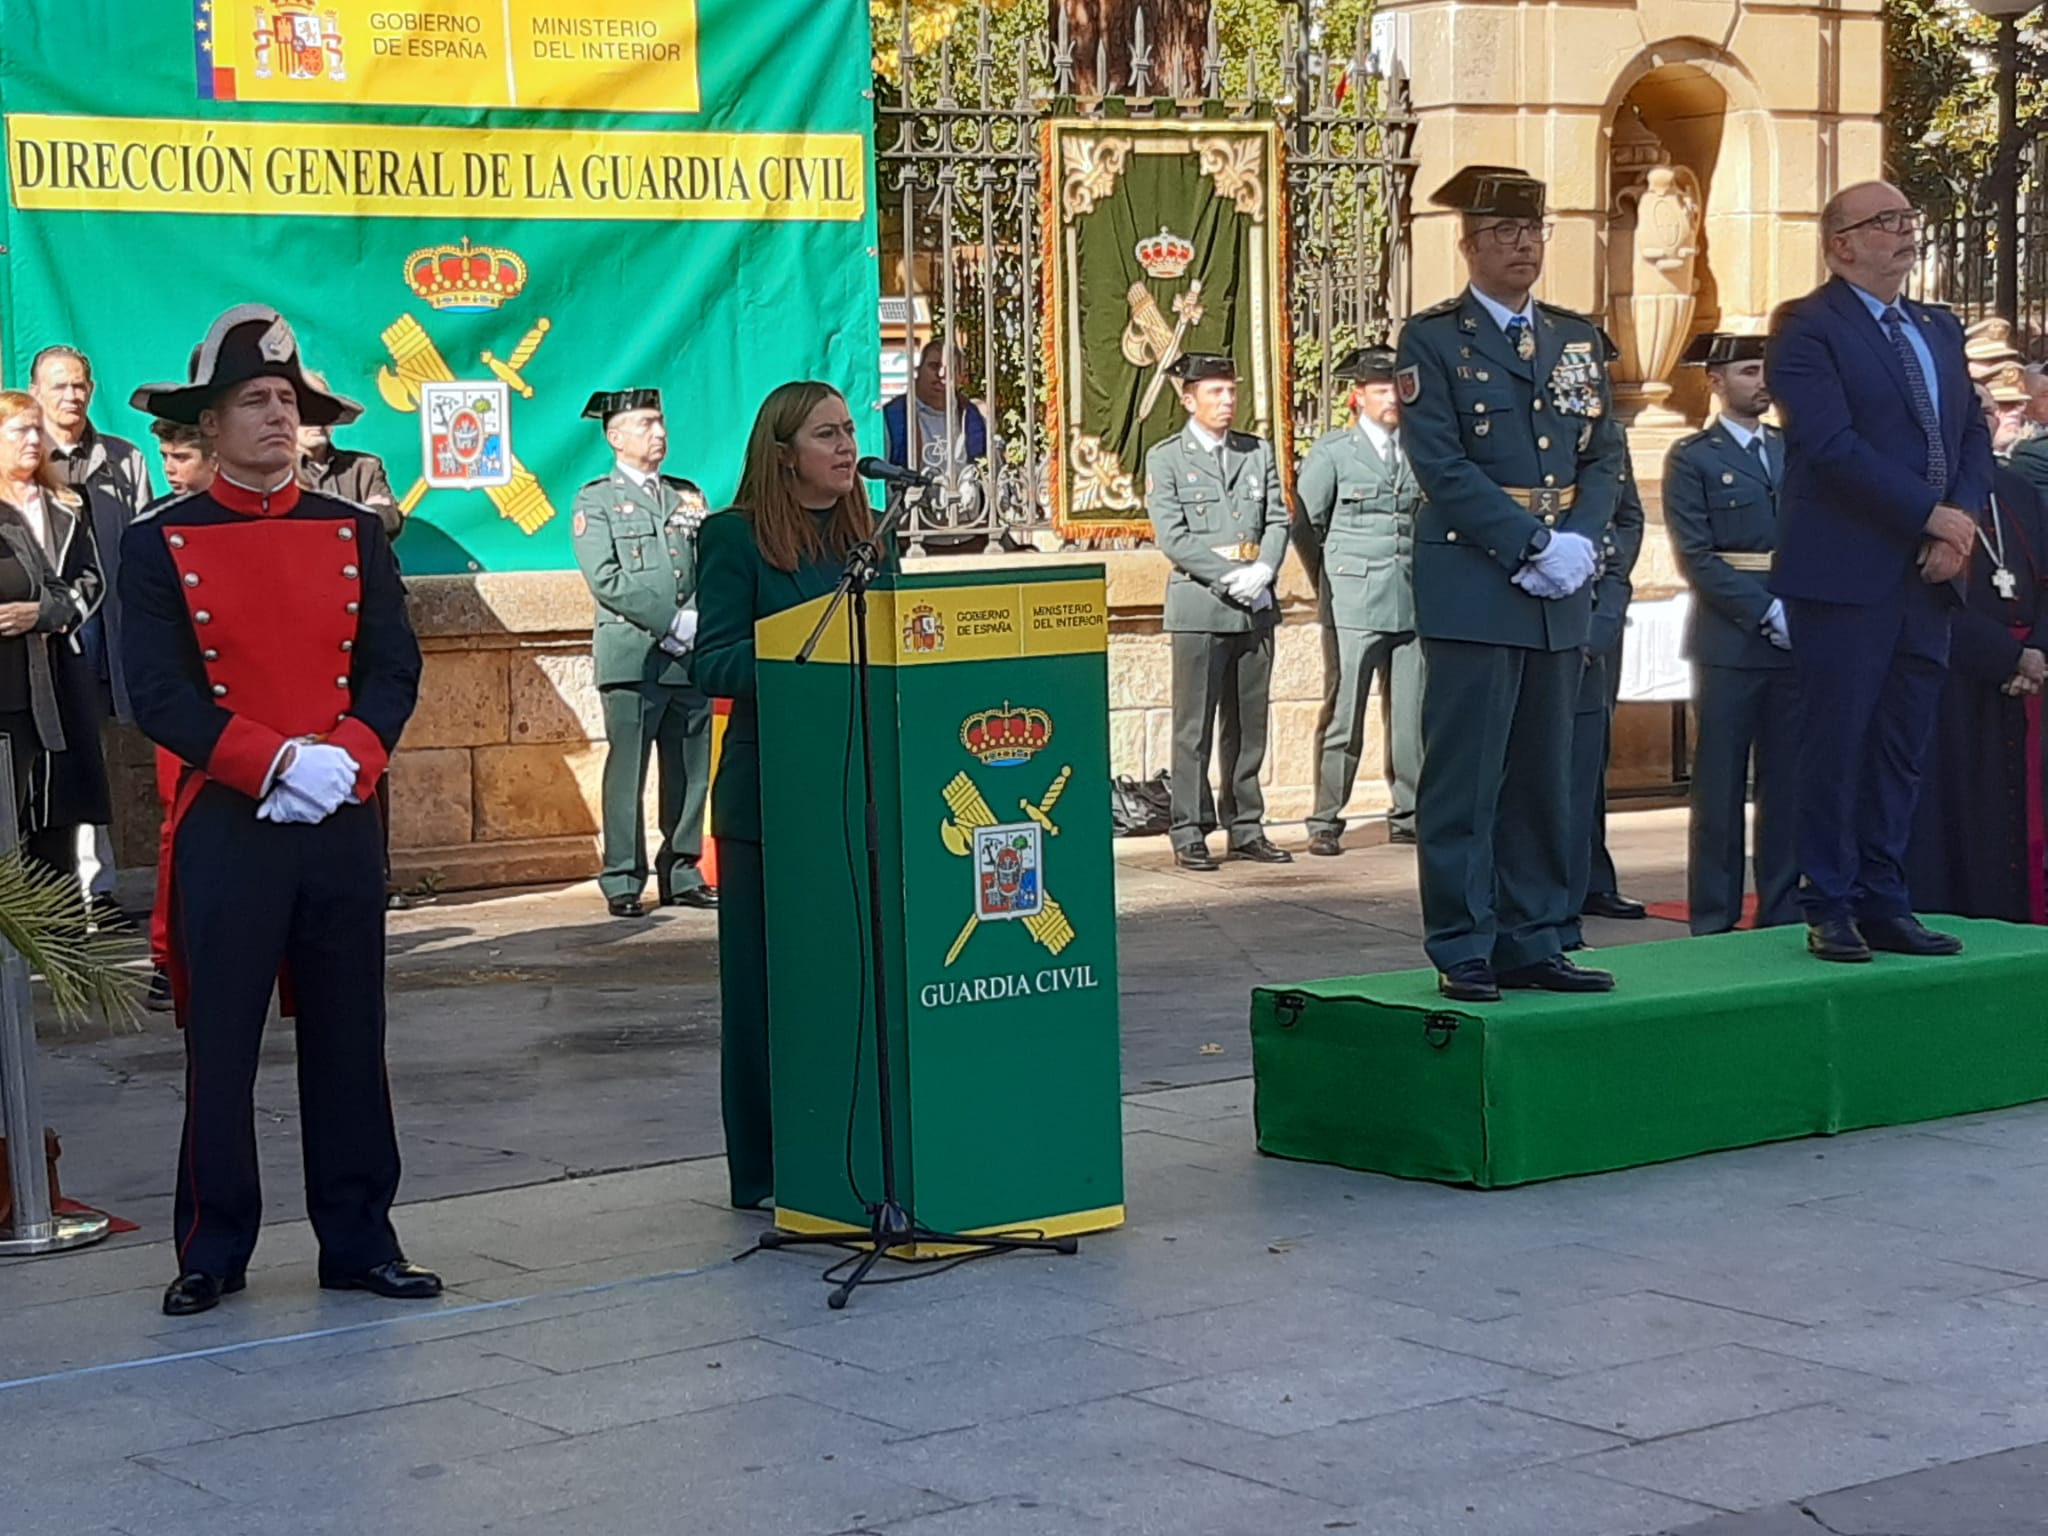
top-left (1522, 526), bottom-right (1553, 563)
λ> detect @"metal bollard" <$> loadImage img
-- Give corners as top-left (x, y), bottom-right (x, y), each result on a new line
top-left (0, 741), bottom-right (110, 1255)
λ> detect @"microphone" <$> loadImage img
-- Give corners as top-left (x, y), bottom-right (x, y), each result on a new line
top-left (857, 456), bottom-right (939, 488)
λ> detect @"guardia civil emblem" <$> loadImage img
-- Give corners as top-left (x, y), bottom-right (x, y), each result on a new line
top-left (939, 761), bottom-right (1076, 967)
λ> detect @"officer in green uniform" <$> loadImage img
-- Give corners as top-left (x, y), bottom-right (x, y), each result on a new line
top-left (1664, 332), bottom-right (1800, 936)
top-left (1396, 166), bottom-right (1630, 1001)
top-left (570, 389), bottom-right (717, 919)
top-left (1297, 343), bottom-right (1424, 855)
top-left (1145, 353), bottom-right (1293, 870)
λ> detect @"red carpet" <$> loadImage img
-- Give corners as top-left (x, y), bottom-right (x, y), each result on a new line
top-left (54, 1198), bottom-right (138, 1235)
top-left (1641, 893), bottom-right (1757, 930)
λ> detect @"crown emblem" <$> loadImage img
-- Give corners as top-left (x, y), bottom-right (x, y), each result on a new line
top-left (960, 702), bottom-right (1053, 766)
top-left (404, 237), bottom-right (529, 312)
top-left (1135, 227), bottom-right (1195, 280)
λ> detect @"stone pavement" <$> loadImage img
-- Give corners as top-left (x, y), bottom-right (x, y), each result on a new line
top-left (9, 808), bottom-right (2048, 1534)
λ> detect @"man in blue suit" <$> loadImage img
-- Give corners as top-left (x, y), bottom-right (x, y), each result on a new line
top-left (1767, 180), bottom-right (1993, 962)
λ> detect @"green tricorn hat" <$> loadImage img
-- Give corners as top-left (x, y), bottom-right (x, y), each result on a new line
top-left (1167, 353), bottom-right (1236, 384)
top-left (1679, 332), bottom-right (1768, 367)
top-left (583, 388), bottom-right (663, 423)
top-left (1332, 344), bottom-right (1398, 383)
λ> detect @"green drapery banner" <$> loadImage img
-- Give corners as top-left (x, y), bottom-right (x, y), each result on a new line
top-left (0, 3), bottom-right (878, 576)
top-left (1044, 119), bottom-right (1289, 540)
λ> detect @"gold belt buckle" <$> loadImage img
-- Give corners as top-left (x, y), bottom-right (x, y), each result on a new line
top-left (1236, 541), bottom-right (1260, 562)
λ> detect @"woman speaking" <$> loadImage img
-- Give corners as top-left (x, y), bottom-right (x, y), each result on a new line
top-left (693, 382), bottom-right (877, 1209)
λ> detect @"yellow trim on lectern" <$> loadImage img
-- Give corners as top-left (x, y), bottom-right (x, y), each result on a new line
top-left (755, 577), bottom-right (1109, 667)
top-left (774, 1202), bottom-right (1126, 1257)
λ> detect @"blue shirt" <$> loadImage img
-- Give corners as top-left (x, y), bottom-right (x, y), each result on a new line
top-left (1847, 282), bottom-right (1940, 417)
top-left (1468, 284), bottom-right (1536, 335)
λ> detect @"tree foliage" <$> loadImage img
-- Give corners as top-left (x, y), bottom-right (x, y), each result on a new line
top-left (1885, 0), bottom-right (2048, 211)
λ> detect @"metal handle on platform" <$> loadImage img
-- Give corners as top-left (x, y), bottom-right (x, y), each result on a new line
top-left (0, 738), bottom-right (110, 1255)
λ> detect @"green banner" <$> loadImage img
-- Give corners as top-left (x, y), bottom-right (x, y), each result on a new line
top-left (0, 3), bottom-right (878, 576)
top-left (1046, 119), bottom-right (1288, 540)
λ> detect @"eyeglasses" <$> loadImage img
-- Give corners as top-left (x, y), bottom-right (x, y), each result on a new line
top-left (1834, 208), bottom-right (1924, 237)
top-left (1472, 219), bottom-right (1554, 247)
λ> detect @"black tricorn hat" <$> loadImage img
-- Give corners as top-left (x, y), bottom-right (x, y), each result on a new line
top-left (1680, 332), bottom-right (1768, 368)
top-left (1168, 352), bottom-right (1236, 384)
top-left (1430, 165), bottom-right (1546, 219)
top-left (584, 388), bottom-right (663, 423)
top-left (1332, 344), bottom-right (1398, 383)
top-left (129, 304), bottom-right (361, 427)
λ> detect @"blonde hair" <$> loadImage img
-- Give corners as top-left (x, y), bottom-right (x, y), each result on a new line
top-left (0, 390), bottom-right (80, 509)
top-left (734, 381), bottom-right (873, 573)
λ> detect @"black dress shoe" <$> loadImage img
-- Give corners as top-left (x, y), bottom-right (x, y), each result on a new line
top-left (665, 887), bottom-right (720, 910)
top-left (1581, 891), bottom-right (1648, 921)
top-left (1387, 825), bottom-right (1418, 847)
top-left (1861, 914), bottom-right (1964, 956)
top-left (1229, 838), bottom-right (1294, 865)
top-left (320, 1260), bottom-right (444, 1300)
top-left (1438, 959), bottom-right (1500, 1003)
top-left (1174, 845), bottom-right (1219, 871)
top-left (1306, 832), bottom-right (1343, 857)
top-left (162, 1271), bottom-right (245, 1317)
top-left (1500, 955), bottom-right (1616, 993)
top-left (1806, 918), bottom-right (1872, 963)
top-left (607, 896), bottom-right (646, 919)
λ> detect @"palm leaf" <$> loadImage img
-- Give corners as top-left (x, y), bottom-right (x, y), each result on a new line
top-left (0, 852), bottom-right (140, 1024)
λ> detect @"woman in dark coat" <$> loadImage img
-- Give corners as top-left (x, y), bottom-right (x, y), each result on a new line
top-left (692, 381), bottom-right (875, 1208)
top-left (1906, 379), bottom-right (2048, 923)
top-left (0, 390), bottom-right (110, 878)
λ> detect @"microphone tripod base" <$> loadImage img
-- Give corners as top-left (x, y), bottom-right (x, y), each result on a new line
top-left (754, 1201), bottom-right (1080, 1310)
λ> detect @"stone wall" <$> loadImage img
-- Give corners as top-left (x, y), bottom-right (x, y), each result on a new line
top-left (106, 551), bottom-right (1683, 892)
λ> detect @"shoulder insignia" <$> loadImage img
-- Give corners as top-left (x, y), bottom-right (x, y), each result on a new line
top-left (1415, 294), bottom-right (1462, 320)
top-left (1673, 429), bottom-right (1711, 451)
top-left (1396, 364), bottom-right (1421, 405)
top-left (572, 510), bottom-right (588, 538)
top-left (133, 488), bottom-right (203, 524)
top-left (1535, 299), bottom-right (1593, 326)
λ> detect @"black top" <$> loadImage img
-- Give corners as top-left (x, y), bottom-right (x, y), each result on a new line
top-left (0, 546), bottom-right (34, 712)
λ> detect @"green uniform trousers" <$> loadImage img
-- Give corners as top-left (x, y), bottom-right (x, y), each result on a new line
top-left (716, 836), bottom-right (773, 1208)
top-left (1562, 647), bottom-right (1617, 949)
top-left (1308, 626), bottom-right (1423, 838)
top-left (1689, 663), bottom-right (1802, 936)
top-left (1169, 627), bottom-right (1274, 851)
top-left (1416, 638), bottom-right (1578, 973)
top-left (598, 681), bottom-right (711, 903)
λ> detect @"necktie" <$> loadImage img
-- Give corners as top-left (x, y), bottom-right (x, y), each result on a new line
top-left (1881, 305), bottom-right (1948, 495)
top-left (1506, 315), bottom-right (1534, 362)
top-left (1749, 436), bottom-right (1773, 487)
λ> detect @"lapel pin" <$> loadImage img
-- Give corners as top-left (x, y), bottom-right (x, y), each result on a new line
top-left (1721, 471), bottom-right (1735, 484)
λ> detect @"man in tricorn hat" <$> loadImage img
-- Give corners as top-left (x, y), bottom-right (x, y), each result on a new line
top-left (1395, 166), bottom-right (1631, 1001)
top-left (1144, 352), bottom-right (1293, 870)
top-left (122, 304), bottom-right (439, 1316)
top-left (1663, 331), bottom-right (1798, 936)
top-left (570, 389), bottom-right (715, 919)
top-left (1295, 343), bottom-right (1423, 855)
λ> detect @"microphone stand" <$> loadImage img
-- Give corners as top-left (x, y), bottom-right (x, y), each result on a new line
top-left (755, 480), bottom-right (1080, 1309)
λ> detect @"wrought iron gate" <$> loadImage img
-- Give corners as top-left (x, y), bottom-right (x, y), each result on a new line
top-left (875, 3), bottom-right (1417, 549)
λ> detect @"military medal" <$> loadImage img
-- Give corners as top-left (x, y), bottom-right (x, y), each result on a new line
top-left (1547, 341), bottom-right (1605, 419)
top-left (1979, 497), bottom-right (2018, 600)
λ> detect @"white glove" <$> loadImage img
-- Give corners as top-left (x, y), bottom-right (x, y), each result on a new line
top-left (1220, 561), bottom-right (1275, 603)
top-left (274, 741), bottom-right (360, 820)
top-left (257, 780), bottom-right (330, 825)
top-left (1511, 564), bottom-right (1570, 600)
top-left (1250, 586), bottom-right (1276, 613)
top-left (1525, 530), bottom-right (1597, 596)
top-left (1762, 598), bottom-right (1792, 651)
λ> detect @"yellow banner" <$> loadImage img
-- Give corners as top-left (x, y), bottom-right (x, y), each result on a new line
top-left (205, 1), bottom-right (699, 113)
top-left (756, 581), bottom-right (1111, 668)
top-left (5, 115), bottom-right (865, 222)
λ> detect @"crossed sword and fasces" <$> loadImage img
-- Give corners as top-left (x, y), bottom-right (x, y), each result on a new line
top-left (377, 315), bottom-right (557, 534)
top-left (938, 764), bottom-right (1076, 968)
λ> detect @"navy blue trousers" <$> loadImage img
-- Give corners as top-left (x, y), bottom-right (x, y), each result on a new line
top-left (1785, 575), bottom-right (1952, 924)
top-left (171, 788), bottom-right (401, 1281)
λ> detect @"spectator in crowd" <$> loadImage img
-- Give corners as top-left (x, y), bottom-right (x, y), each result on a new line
top-left (150, 420), bottom-right (215, 497)
top-left (883, 339), bottom-right (990, 549)
top-left (1981, 362), bottom-right (2033, 460)
top-left (1905, 378), bottom-right (2048, 923)
top-left (0, 391), bottom-right (111, 880)
top-left (296, 373), bottom-right (401, 540)
top-left (2007, 367), bottom-right (2048, 495)
top-left (141, 423), bottom-right (215, 1010)
top-left (2027, 365), bottom-right (2048, 436)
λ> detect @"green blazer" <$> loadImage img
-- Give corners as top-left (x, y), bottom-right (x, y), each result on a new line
top-left (1145, 427), bottom-right (1289, 634)
top-left (571, 467), bottom-right (707, 688)
top-left (693, 507), bottom-right (861, 844)
top-left (1396, 289), bottom-right (1628, 653)
top-left (1296, 424), bottom-right (1421, 633)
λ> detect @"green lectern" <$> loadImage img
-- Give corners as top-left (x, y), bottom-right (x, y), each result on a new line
top-left (753, 563), bottom-right (1124, 1246)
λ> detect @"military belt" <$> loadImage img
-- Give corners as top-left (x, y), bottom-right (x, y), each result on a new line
top-left (1716, 551), bottom-right (1774, 572)
top-left (1501, 486), bottom-right (1578, 514)
top-left (1212, 541), bottom-right (1263, 562)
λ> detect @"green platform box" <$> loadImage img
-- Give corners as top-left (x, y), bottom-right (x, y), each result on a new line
top-left (754, 564), bottom-right (1125, 1243)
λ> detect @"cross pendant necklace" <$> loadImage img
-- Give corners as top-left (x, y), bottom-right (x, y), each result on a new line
top-left (1978, 496), bottom-right (2018, 600)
